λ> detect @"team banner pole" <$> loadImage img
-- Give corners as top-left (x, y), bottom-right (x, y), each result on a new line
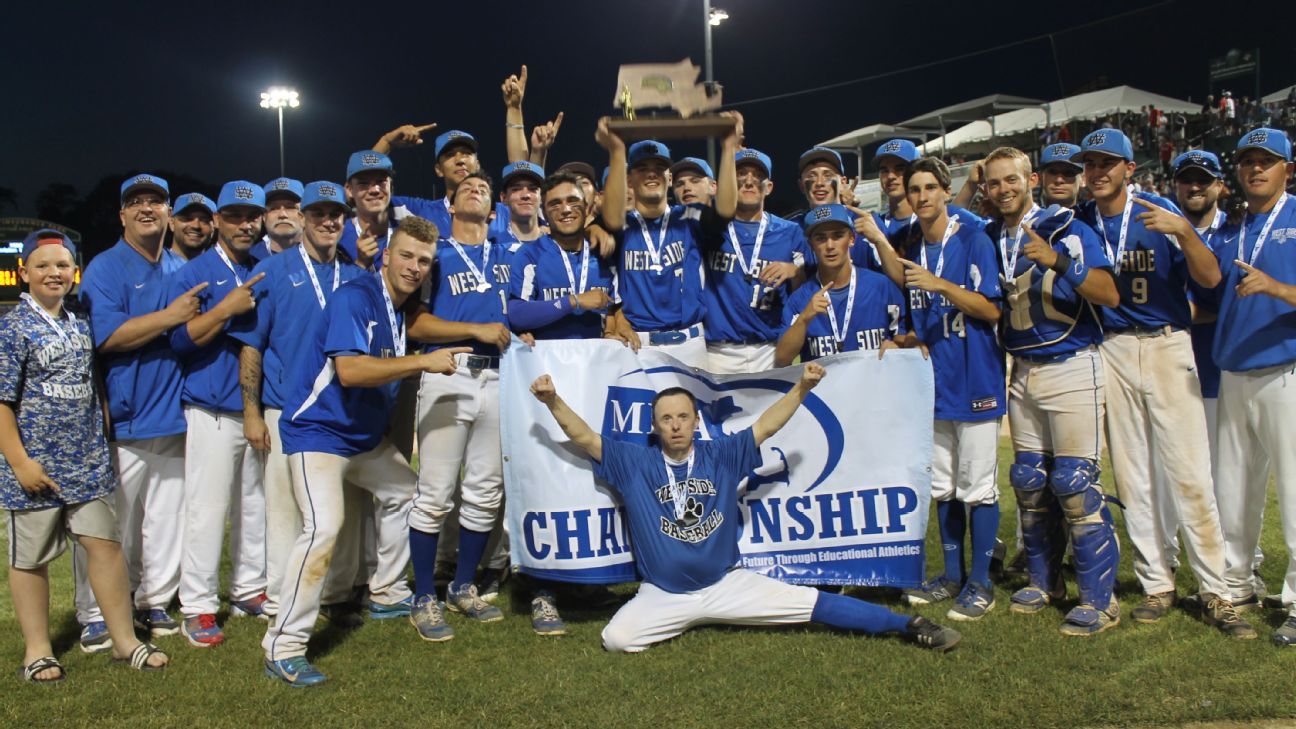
top-left (501, 338), bottom-right (934, 588)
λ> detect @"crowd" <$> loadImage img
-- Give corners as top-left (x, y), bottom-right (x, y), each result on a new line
top-left (3, 67), bottom-right (1296, 688)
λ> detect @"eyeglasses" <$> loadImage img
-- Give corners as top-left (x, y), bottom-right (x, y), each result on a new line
top-left (124, 197), bottom-right (168, 210)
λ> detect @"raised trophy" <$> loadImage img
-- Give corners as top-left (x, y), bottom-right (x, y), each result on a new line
top-left (609, 58), bottom-right (736, 141)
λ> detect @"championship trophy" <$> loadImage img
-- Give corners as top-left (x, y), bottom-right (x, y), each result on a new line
top-left (608, 58), bottom-right (736, 140)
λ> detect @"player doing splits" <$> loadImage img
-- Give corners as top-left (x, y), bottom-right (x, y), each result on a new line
top-left (530, 364), bottom-right (963, 653)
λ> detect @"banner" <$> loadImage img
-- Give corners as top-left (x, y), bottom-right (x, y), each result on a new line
top-left (500, 339), bottom-right (933, 588)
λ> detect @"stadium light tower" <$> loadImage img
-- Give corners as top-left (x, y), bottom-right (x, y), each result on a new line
top-left (704, 2), bottom-right (728, 168)
top-left (260, 86), bottom-right (300, 177)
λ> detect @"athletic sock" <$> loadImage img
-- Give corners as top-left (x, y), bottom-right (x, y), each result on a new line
top-left (452, 528), bottom-right (492, 593)
top-left (409, 528), bottom-right (440, 601)
top-left (936, 499), bottom-right (967, 584)
top-left (968, 502), bottom-right (1001, 587)
top-left (811, 591), bottom-right (912, 634)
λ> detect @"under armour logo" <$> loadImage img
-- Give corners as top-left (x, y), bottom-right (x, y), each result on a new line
top-left (362, 153), bottom-right (381, 165)
top-left (318, 184), bottom-right (338, 197)
top-left (1246, 130), bottom-right (1269, 145)
top-left (1088, 132), bottom-right (1107, 146)
top-left (811, 207), bottom-right (833, 221)
top-left (234, 186), bottom-right (255, 200)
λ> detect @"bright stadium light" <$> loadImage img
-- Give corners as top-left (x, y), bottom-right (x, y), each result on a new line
top-left (708, 8), bottom-right (729, 25)
top-left (260, 86), bottom-right (300, 177)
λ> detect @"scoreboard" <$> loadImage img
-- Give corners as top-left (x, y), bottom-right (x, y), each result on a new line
top-left (0, 218), bottom-right (83, 304)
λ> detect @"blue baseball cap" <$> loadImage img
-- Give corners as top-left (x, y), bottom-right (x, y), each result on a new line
top-left (799, 146), bottom-right (844, 174)
top-left (301, 181), bottom-right (349, 211)
top-left (501, 160), bottom-right (545, 188)
top-left (346, 150), bottom-right (394, 182)
top-left (1236, 127), bottom-right (1292, 162)
top-left (1076, 129), bottom-right (1134, 162)
top-left (1039, 143), bottom-right (1083, 172)
top-left (874, 138), bottom-right (921, 165)
top-left (735, 148), bottom-right (773, 178)
top-left (173, 193), bottom-right (216, 215)
top-left (802, 204), bottom-right (854, 234)
top-left (263, 177), bottom-right (304, 201)
top-left (434, 130), bottom-right (478, 159)
top-left (670, 157), bottom-right (714, 179)
top-left (21, 229), bottom-right (77, 262)
top-left (216, 180), bottom-right (267, 211)
top-left (1172, 150), bottom-right (1224, 179)
top-left (120, 173), bottom-right (169, 204)
top-left (628, 140), bottom-right (672, 168)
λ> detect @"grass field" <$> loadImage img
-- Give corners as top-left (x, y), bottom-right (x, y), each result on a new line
top-left (2, 439), bottom-right (1294, 729)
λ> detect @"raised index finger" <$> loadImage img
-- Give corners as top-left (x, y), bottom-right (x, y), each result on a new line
top-left (416, 123), bottom-right (438, 134)
top-left (1131, 197), bottom-right (1162, 212)
top-left (187, 282), bottom-right (210, 295)
top-left (242, 272), bottom-right (268, 288)
top-left (1234, 259), bottom-right (1256, 272)
top-left (551, 111), bottom-right (564, 133)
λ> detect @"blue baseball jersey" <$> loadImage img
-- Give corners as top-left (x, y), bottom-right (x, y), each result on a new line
top-left (701, 213), bottom-right (810, 343)
top-left (1210, 200), bottom-right (1296, 372)
top-left (0, 300), bottom-right (116, 510)
top-left (987, 216), bottom-right (1110, 359)
top-left (508, 235), bottom-right (619, 340)
top-left (782, 267), bottom-right (905, 360)
top-left (905, 226), bottom-right (1006, 421)
top-left (79, 240), bottom-right (187, 440)
top-left (616, 204), bottom-right (715, 332)
top-left (167, 246), bottom-right (260, 414)
top-left (228, 248), bottom-right (366, 409)
top-left (279, 274), bottom-right (407, 457)
top-left (249, 236), bottom-right (279, 261)
top-left (1188, 211), bottom-right (1226, 398)
top-left (1077, 192), bottom-right (1192, 330)
top-left (850, 205), bottom-right (985, 271)
top-left (592, 430), bottom-right (761, 593)
top-left (424, 238), bottom-right (514, 356)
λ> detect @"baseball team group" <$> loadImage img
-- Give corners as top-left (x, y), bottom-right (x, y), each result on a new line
top-left (4, 68), bottom-right (1295, 688)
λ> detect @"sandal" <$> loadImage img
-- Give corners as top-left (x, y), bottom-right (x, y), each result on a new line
top-left (19, 656), bottom-right (66, 684)
top-left (114, 642), bottom-right (169, 671)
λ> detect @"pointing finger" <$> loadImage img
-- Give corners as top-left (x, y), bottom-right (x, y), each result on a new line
top-left (416, 123), bottom-right (438, 133)
top-left (186, 282), bottom-right (210, 295)
top-left (1235, 259), bottom-right (1256, 272)
top-left (1130, 197), bottom-right (1159, 211)
top-left (552, 111), bottom-right (564, 133)
top-left (898, 258), bottom-right (921, 269)
top-left (843, 204), bottom-right (869, 217)
top-left (241, 272), bottom-right (267, 288)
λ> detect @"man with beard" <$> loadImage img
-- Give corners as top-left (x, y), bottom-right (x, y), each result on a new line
top-left (168, 193), bottom-right (215, 262)
top-left (168, 181), bottom-right (270, 646)
top-left (251, 178), bottom-right (304, 259)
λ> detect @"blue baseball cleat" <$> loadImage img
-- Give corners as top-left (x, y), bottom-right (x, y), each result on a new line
top-left (265, 656), bottom-right (327, 688)
top-left (369, 596), bottom-right (414, 620)
top-left (79, 621), bottom-right (113, 654)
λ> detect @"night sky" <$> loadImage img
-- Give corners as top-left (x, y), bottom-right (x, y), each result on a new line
top-left (2, 0), bottom-right (1293, 242)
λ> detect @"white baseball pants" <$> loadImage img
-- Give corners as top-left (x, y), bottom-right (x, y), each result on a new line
top-left (111, 434), bottom-right (186, 611)
top-left (1216, 363), bottom-right (1296, 608)
top-left (1100, 330), bottom-right (1228, 598)
top-left (263, 442), bottom-right (414, 660)
top-left (931, 418), bottom-right (1001, 505)
top-left (705, 342), bottom-right (776, 374)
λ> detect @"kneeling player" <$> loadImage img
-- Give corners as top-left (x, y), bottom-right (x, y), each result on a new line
top-left (530, 364), bottom-right (961, 653)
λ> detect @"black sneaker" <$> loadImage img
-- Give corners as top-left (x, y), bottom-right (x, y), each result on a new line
top-left (905, 616), bottom-right (961, 652)
top-left (1201, 594), bottom-right (1257, 640)
top-left (1273, 614), bottom-right (1296, 647)
top-left (1131, 591), bottom-right (1175, 624)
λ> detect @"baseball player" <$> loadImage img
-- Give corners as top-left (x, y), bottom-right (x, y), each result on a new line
top-left (78, 174), bottom-right (199, 639)
top-left (2, 231), bottom-right (170, 681)
top-left (701, 148), bottom-right (809, 374)
top-left (497, 161), bottom-right (546, 246)
top-left (229, 181), bottom-right (368, 625)
top-left (775, 205), bottom-right (906, 367)
top-left (980, 147), bottom-right (1124, 636)
top-left (168, 193), bottom-right (216, 262)
top-left (338, 150), bottom-right (407, 270)
top-left (529, 364), bottom-right (962, 653)
top-left (597, 113), bottom-right (743, 368)
top-left (1038, 143), bottom-right (1084, 208)
top-left (892, 158), bottom-right (1006, 621)
top-left (1074, 129), bottom-right (1252, 637)
top-left (251, 177), bottom-right (304, 259)
top-left (1208, 128), bottom-right (1296, 647)
top-left (404, 171), bottom-right (518, 641)
top-left (670, 157), bottom-right (716, 207)
top-left (168, 181), bottom-right (271, 646)
top-left (264, 217), bottom-right (464, 687)
top-left (505, 172), bottom-right (619, 633)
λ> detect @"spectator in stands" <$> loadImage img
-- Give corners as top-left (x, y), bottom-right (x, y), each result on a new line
top-left (1160, 137), bottom-right (1176, 178)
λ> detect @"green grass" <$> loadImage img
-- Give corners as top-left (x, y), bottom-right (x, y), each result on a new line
top-left (3, 438), bottom-right (1294, 729)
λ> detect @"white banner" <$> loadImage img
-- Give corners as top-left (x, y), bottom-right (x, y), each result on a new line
top-left (500, 339), bottom-right (933, 587)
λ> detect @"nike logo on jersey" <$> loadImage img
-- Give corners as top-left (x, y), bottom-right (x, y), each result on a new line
top-left (217, 279), bottom-right (229, 285)
top-left (292, 280), bottom-right (306, 287)
top-left (134, 283), bottom-right (146, 289)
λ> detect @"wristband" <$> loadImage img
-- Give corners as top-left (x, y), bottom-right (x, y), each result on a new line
top-left (569, 295), bottom-right (583, 315)
top-left (506, 123), bottom-right (524, 129)
top-left (1051, 252), bottom-right (1090, 288)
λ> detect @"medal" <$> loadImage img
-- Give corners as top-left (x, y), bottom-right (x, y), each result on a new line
top-left (378, 274), bottom-right (406, 357)
top-left (824, 267), bottom-right (857, 344)
top-left (999, 204), bottom-right (1040, 277)
top-left (632, 209), bottom-right (673, 273)
top-left (663, 450), bottom-right (696, 524)
top-left (447, 237), bottom-right (493, 292)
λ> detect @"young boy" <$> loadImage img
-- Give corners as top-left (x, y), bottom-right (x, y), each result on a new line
top-left (1, 230), bottom-right (169, 682)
